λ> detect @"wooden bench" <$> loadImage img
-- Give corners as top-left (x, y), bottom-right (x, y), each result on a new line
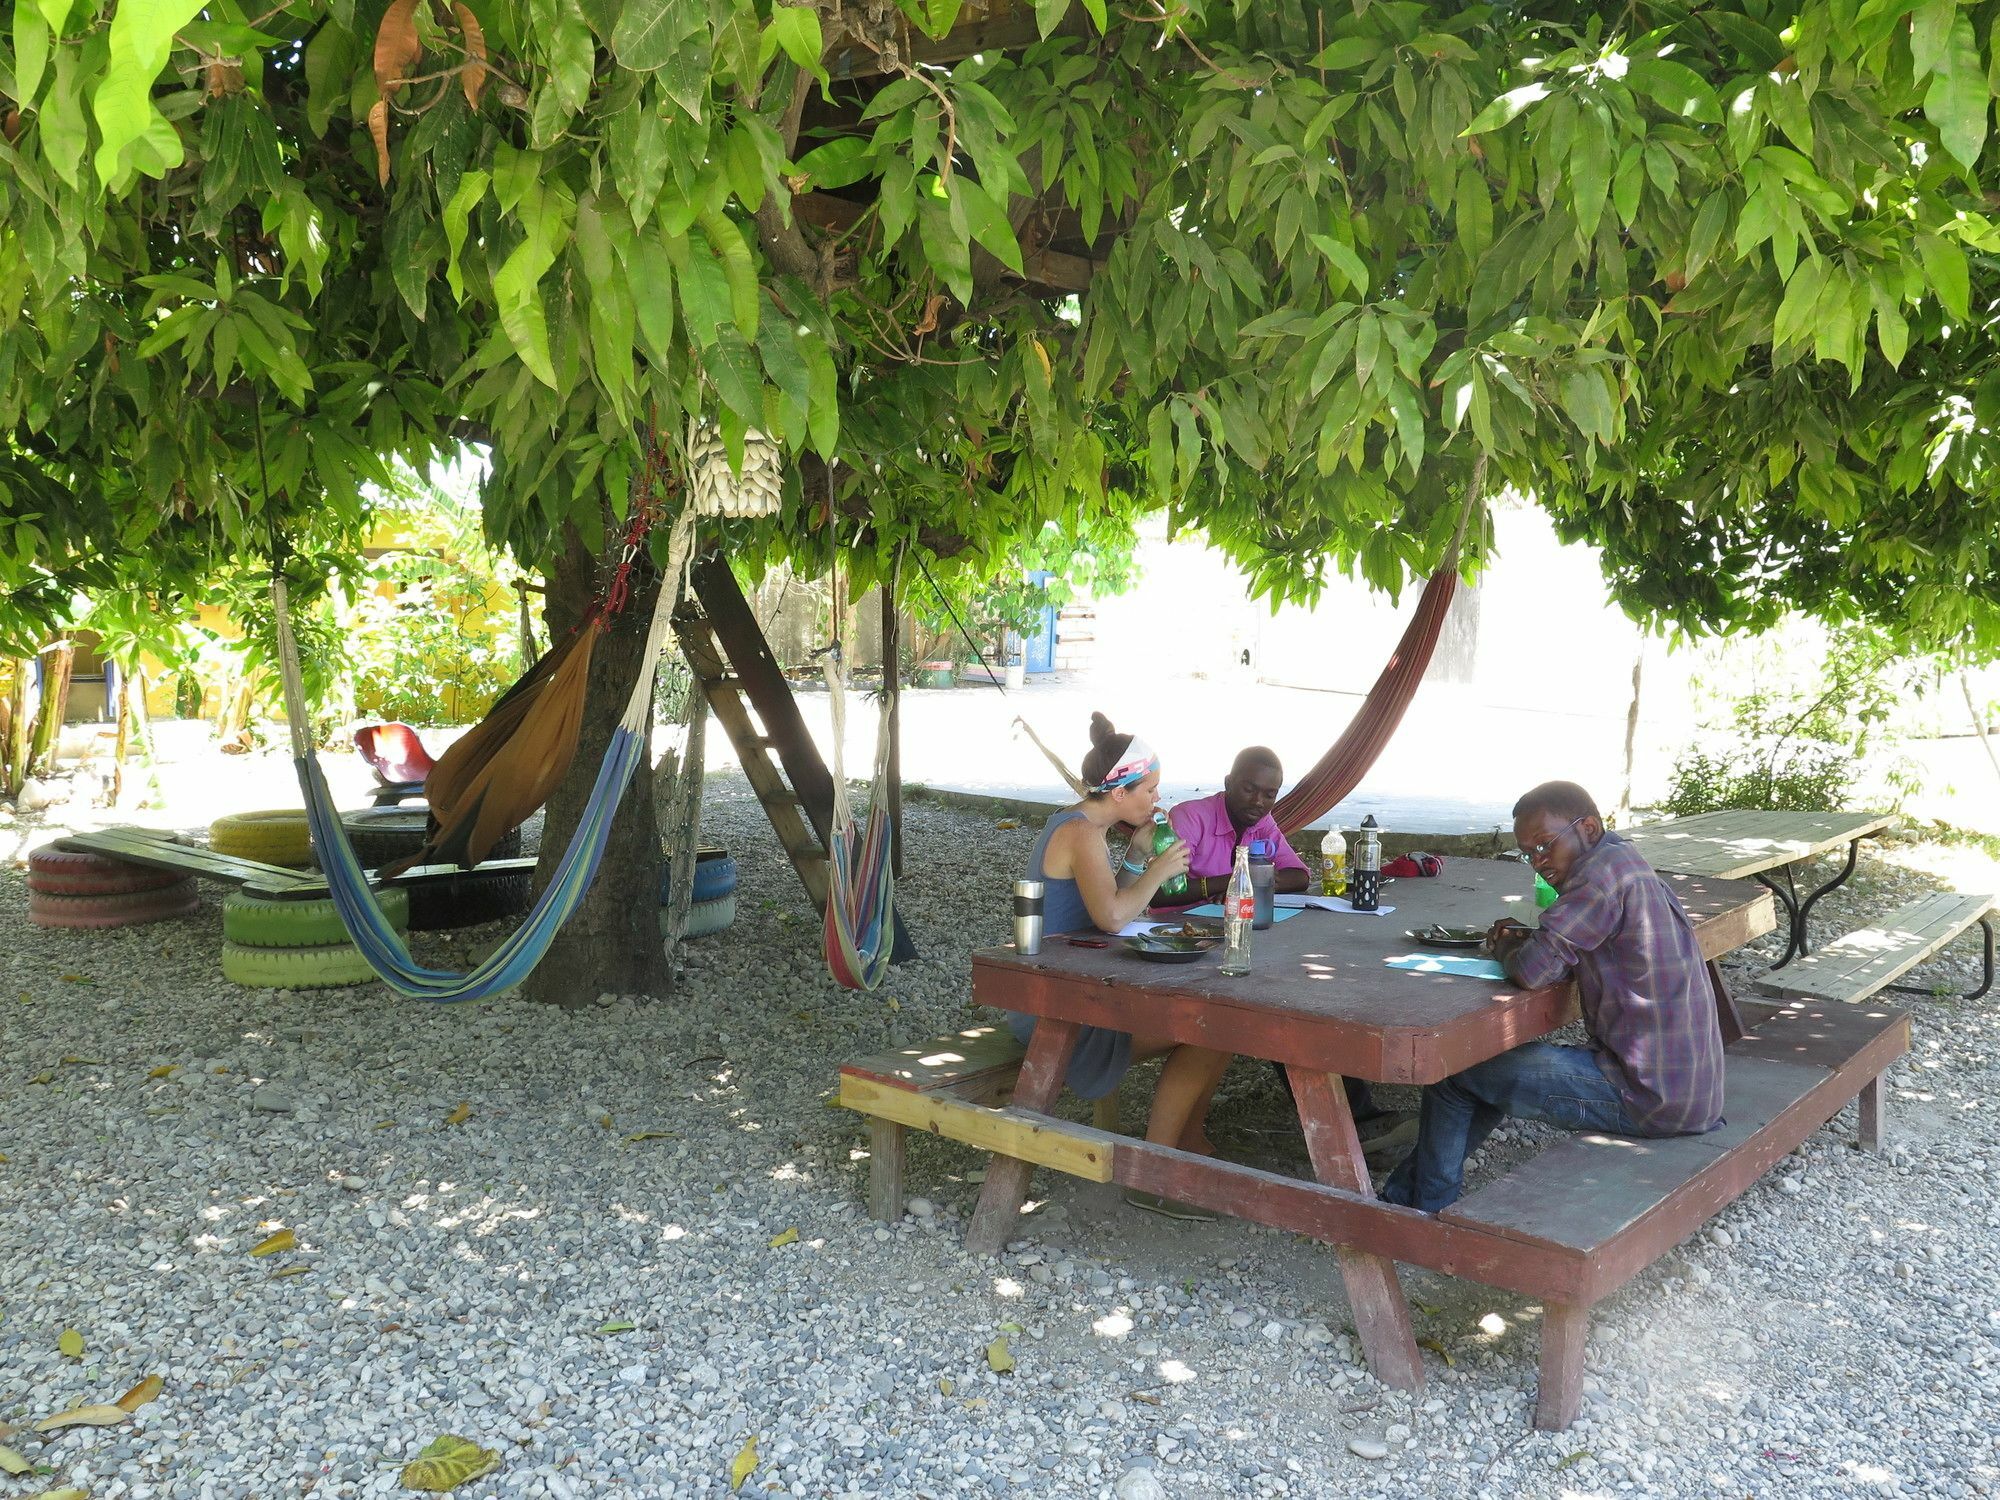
top-left (1755, 892), bottom-right (1994, 1005)
top-left (840, 1027), bottom-right (1120, 1222)
top-left (62, 827), bottom-right (540, 901)
top-left (1440, 996), bottom-right (1909, 1428)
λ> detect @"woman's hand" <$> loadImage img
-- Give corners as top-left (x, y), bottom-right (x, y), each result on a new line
top-left (1148, 839), bottom-right (1191, 885)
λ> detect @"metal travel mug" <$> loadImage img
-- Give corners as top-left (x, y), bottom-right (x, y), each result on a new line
top-left (1012, 879), bottom-right (1045, 955)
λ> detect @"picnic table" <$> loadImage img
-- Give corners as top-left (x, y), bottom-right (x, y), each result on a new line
top-left (1621, 809), bottom-right (1893, 967)
top-left (948, 861), bottom-right (1779, 1421)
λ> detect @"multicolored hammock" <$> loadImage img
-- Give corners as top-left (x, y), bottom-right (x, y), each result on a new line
top-left (820, 641), bottom-right (899, 991)
top-left (266, 511), bottom-right (694, 1002)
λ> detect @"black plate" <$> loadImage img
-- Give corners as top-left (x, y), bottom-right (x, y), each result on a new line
top-left (1405, 925), bottom-right (1490, 950)
top-left (1123, 933), bottom-right (1215, 964)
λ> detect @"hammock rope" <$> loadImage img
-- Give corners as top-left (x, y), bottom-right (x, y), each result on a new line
top-left (1271, 460), bottom-right (1487, 836)
top-left (819, 556), bottom-right (900, 991)
top-left (269, 506), bottom-right (698, 1002)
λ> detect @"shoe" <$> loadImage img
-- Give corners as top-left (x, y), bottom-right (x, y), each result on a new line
top-left (1124, 1189), bottom-right (1218, 1222)
top-left (1356, 1111), bottom-right (1420, 1166)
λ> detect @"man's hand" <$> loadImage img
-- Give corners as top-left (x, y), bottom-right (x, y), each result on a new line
top-left (1484, 917), bottom-right (1533, 960)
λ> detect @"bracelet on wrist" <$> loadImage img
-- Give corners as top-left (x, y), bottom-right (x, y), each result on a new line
top-left (1121, 859), bottom-right (1147, 875)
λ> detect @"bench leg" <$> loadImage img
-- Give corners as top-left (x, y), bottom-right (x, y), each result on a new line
top-left (1535, 1301), bottom-right (1590, 1431)
top-left (966, 1019), bottom-right (1080, 1255)
top-left (1092, 1088), bottom-right (1122, 1135)
top-left (1857, 1074), bottom-right (1885, 1153)
top-left (867, 1117), bottom-right (907, 1222)
top-left (1287, 1067), bottom-right (1425, 1394)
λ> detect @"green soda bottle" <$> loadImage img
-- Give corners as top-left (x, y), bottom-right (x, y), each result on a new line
top-left (1152, 812), bottom-right (1188, 900)
top-left (1534, 873), bottom-right (1560, 909)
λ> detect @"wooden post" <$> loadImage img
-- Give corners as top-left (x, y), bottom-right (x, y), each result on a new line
top-left (868, 1117), bottom-right (907, 1222)
top-left (882, 556), bottom-right (904, 877)
top-left (1535, 1301), bottom-right (1591, 1431)
top-left (28, 637), bottom-right (73, 774)
top-left (966, 1018), bottom-right (1080, 1254)
top-left (1857, 1075), bottom-right (1884, 1152)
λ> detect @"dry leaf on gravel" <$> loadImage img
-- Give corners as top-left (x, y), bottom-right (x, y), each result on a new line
top-left (400, 1434), bottom-right (500, 1491)
top-left (250, 1229), bottom-right (296, 1257)
top-left (729, 1435), bottom-right (758, 1490)
top-left (0, 1446), bottom-right (30, 1475)
top-left (115, 1375), bottom-right (163, 1413)
top-left (35, 1404), bottom-right (128, 1432)
top-left (56, 1329), bottom-right (83, 1359)
top-left (985, 1337), bottom-right (1014, 1374)
top-left (767, 1227), bottom-right (798, 1248)
top-left (445, 1102), bottom-right (471, 1126)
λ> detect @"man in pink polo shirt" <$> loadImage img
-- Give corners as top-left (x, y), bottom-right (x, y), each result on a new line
top-left (1163, 746), bottom-right (1310, 901)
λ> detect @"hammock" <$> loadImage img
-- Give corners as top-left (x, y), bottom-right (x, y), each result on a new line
top-left (1271, 473), bottom-right (1483, 836)
top-left (267, 510), bottom-right (696, 1002)
top-left (820, 640), bottom-right (900, 991)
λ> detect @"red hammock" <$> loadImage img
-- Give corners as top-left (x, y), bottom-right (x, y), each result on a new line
top-left (1271, 559), bottom-right (1462, 837)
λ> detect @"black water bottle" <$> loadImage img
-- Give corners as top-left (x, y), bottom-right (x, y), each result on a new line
top-left (1351, 815), bottom-right (1382, 912)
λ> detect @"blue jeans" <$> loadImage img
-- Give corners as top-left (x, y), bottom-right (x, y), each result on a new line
top-left (1381, 1041), bottom-right (1639, 1213)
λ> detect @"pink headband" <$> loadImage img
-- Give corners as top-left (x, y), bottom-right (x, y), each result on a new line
top-left (1092, 737), bottom-right (1159, 794)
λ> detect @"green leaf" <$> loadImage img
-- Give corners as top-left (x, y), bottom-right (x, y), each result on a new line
top-left (492, 184), bottom-right (573, 387)
top-left (759, 6), bottom-right (825, 84)
top-left (1874, 300), bottom-right (1909, 369)
top-left (35, 0), bottom-right (74, 33)
top-left (1623, 58), bottom-right (1722, 125)
top-left (612, 0), bottom-right (697, 71)
top-left (1308, 36), bottom-right (1382, 71)
top-left (1909, 0), bottom-right (1955, 78)
top-left (441, 169), bottom-right (489, 302)
top-left (1461, 82), bottom-right (1550, 136)
top-left (1923, 15), bottom-right (1988, 169)
top-left (1916, 234), bottom-right (1970, 322)
top-left (952, 177), bottom-right (1022, 275)
top-left (918, 198), bottom-right (972, 306)
top-left (794, 137), bottom-right (870, 190)
top-left (14, 5), bottom-right (50, 108)
top-left (628, 234), bottom-right (678, 362)
top-left (1307, 233), bottom-right (1369, 297)
top-left (1772, 256), bottom-right (1826, 351)
top-left (698, 207), bottom-right (760, 340)
top-left (703, 325), bottom-right (765, 425)
top-left (92, 0), bottom-right (206, 184)
top-left (1562, 367), bottom-right (1614, 444)
top-left (678, 236), bottom-right (731, 347)
top-left (1032, 0), bottom-right (1068, 39)
top-left (1570, 108), bottom-right (1612, 241)
top-left (40, 45), bottom-right (88, 187)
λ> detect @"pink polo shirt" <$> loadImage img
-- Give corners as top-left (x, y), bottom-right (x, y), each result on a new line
top-left (1167, 791), bottom-right (1309, 880)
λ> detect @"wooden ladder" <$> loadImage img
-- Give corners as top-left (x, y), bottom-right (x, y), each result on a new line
top-left (674, 553), bottom-right (914, 961)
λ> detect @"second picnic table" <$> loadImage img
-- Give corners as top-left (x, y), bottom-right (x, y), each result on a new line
top-left (1620, 809), bottom-right (1892, 967)
top-left (957, 860), bottom-right (1777, 1421)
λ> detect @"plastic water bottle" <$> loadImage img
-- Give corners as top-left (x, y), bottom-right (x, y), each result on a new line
top-left (1248, 840), bottom-right (1275, 929)
top-left (1319, 828), bottom-right (1348, 897)
top-left (1351, 815), bottom-right (1382, 912)
top-left (1534, 872), bottom-right (1560, 909)
top-left (1219, 845), bottom-right (1253, 974)
top-left (1151, 811), bottom-right (1188, 900)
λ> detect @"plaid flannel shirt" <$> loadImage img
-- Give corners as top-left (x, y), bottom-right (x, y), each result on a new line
top-left (1508, 831), bottom-right (1725, 1135)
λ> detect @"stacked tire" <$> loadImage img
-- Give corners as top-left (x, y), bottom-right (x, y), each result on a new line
top-left (220, 888), bottom-right (411, 989)
top-left (327, 806), bottom-right (522, 871)
top-left (209, 810), bottom-right (314, 867)
top-left (27, 842), bottom-right (199, 929)
top-left (660, 850), bottom-right (738, 940)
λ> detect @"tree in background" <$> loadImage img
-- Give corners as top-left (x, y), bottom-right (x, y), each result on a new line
top-left (3, 0), bottom-right (1997, 1001)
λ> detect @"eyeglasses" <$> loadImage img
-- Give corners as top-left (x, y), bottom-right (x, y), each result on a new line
top-left (1519, 815), bottom-right (1588, 862)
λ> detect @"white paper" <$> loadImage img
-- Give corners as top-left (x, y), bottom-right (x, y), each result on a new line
top-left (1274, 894), bottom-right (1397, 916)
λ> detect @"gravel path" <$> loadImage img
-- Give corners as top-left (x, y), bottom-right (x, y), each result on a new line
top-left (2, 778), bottom-right (1997, 1498)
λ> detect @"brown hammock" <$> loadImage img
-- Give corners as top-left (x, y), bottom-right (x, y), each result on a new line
top-left (1271, 474), bottom-right (1482, 837)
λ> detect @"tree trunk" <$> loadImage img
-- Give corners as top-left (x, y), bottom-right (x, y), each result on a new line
top-left (29, 639), bottom-right (74, 774)
top-left (1617, 648), bottom-right (1644, 822)
top-left (523, 523), bottom-right (669, 1007)
top-left (2, 660), bottom-right (29, 798)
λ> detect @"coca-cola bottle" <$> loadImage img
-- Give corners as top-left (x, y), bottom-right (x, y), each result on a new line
top-left (1218, 844), bottom-right (1253, 975)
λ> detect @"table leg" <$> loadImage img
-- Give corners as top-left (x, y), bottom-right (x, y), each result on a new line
top-left (1286, 1066), bottom-right (1425, 1393)
top-left (965, 1018), bottom-right (1081, 1255)
top-left (1534, 1300), bottom-right (1590, 1430)
top-left (1755, 870), bottom-right (1804, 968)
top-left (1789, 837), bottom-right (1864, 962)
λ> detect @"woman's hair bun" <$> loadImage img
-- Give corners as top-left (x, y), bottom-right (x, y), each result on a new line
top-left (1088, 711), bottom-right (1118, 748)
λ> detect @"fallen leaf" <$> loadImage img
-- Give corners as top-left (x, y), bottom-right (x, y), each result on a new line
top-left (1412, 1301), bottom-right (1443, 1317)
top-left (599, 1115), bottom-right (614, 1129)
top-left (250, 1229), bottom-right (296, 1258)
top-left (936, 1377), bottom-right (953, 1396)
top-left (57, 1329), bottom-right (84, 1359)
top-left (115, 1374), bottom-right (163, 1413)
top-left (35, 1404), bottom-right (127, 1432)
top-left (375, 1121), bottom-right (397, 1130)
top-left (400, 1434), bottom-right (500, 1491)
top-left (1130, 1392), bottom-right (1162, 1406)
top-left (625, 1131), bottom-right (675, 1143)
top-left (0, 1152), bottom-right (9, 1162)
top-left (270, 1266), bottom-right (312, 1279)
top-left (27, 1489), bottom-right (89, 1500)
top-left (0, 1446), bottom-right (29, 1475)
top-left (596, 1320), bottom-right (634, 1334)
top-left (994, 818), bottom-right (1020, 830)
top-left (729, 1435), bottom-right (758, 1490)
top-left (1416, 1336), bottom-right (1454, 1368)
top-left (28, 1072), bottom-right (55, 1085)
top-left (148, 1065), bottom-right (177, 1079)
top-left (58, 973), bottom-right (94, 984)
top-left (767, 1227), bottom-right (798, 1249)
top-left (985, 1337), bottom-right (1014, 1374)
top-left (445, 1102), bottom-right (471, 1126)
top-left (60, 1056), bottom-right (105, 1066)
top-left (1554, 1449), bottom-right (1592, 1471)
top-left (885, 997), bottom-right (901, 1012)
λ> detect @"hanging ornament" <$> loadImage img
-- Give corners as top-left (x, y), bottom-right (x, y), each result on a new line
top-left (687, 422), bottom-right (784, 518)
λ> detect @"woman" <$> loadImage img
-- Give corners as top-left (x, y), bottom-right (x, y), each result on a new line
top-left (1006, 714), bottom-right (1234, 1219)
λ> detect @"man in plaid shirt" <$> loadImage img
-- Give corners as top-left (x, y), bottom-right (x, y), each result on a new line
top-left (1383, 780), bottom-right (1725, 1213)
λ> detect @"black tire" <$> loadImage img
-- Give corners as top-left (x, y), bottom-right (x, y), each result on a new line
top-left (221, 940), bottom-right (378, 990)
top-left (332, 806), bottom-right (523, 870)
top-left (405, 871), bottom-right (534, 931)
top-left (222, 888), bottom-right (411, 947)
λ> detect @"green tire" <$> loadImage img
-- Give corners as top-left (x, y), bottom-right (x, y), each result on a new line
top-left (222, 888), bottom-right (410, 947)
top-left (221, 940), bottom-right (381, 990)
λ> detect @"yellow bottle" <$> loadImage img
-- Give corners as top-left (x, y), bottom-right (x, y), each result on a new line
top-left (1319, 829), bottom-right (1348, 897)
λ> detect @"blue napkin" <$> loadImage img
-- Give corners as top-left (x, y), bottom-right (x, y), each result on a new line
top-left (1384, 953), bottom-right (1508, 981)
top-left (1185, 902), bottom-right (1304, 923)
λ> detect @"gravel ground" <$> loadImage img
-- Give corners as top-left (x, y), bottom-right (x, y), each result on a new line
top-left (2, 776), bottom-right (1998, 1499)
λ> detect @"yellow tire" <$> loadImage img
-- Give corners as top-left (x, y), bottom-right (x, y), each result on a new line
top-left (209, 810), bottom-right (314, 867)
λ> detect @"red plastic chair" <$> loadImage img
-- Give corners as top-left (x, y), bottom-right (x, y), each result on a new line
top-left (354, 723), bottom-right (435, 806)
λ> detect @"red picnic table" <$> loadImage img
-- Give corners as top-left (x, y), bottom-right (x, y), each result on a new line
top-left (957, 859), bottom-right (1777, 1417)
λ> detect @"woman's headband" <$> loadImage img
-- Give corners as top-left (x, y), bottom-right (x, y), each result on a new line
top-left (1091, 737), bottom-right (1159, 794)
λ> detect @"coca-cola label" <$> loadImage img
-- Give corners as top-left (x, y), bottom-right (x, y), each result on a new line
top-left (1233, 895), bottom-right (1253, 919)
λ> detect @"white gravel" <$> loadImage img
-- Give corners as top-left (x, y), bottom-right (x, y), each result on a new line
top-left (2, 777), bottom-right (1998, 1498)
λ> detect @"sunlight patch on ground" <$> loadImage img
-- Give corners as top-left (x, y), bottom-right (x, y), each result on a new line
top-left (1092, 1309), bottom-right (1134, 1338)
top-left (993, 1277), bottom-right (1024, 1299)
top-left (1159, 1358), bottom-right (1196, 1384)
